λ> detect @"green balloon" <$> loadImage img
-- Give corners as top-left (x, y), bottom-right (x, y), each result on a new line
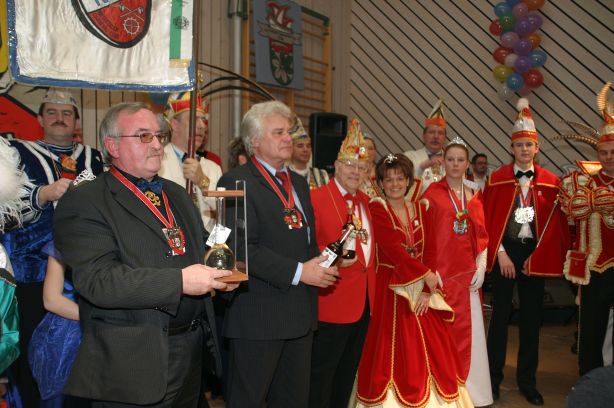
top-left (499, 14), bottom-right (516, 32)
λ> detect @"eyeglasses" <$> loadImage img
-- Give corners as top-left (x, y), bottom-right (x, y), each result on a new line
top-left (341, 160), bottom-right (370, 173)
top-left (119, 132), bottom-right (168, 144)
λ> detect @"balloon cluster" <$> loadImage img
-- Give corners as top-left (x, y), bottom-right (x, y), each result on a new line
top-left (489, 0), bottom-right (547, 99)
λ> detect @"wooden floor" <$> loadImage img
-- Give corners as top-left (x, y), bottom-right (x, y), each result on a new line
top-left (206, 317), bottom-right (581, 407)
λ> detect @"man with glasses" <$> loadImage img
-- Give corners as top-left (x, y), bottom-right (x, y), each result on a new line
top-left (53, 102), bottom-right (236, 407)
top-left (159, 92), bottom-right (222, 232)
top-left (308, 118), bottom-right (376, 408)
top-left (0, 89), bottom-right (103, 406)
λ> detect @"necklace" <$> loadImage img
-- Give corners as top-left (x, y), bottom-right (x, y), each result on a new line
top-left (391, 201), bottom-right (416, 256)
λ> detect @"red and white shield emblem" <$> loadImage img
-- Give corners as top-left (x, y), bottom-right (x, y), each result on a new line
top-left (72, 0), bottom-right (151, 48)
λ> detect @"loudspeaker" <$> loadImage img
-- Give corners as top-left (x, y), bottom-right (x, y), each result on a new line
top-left (310, 112), bottom-right (347, 174)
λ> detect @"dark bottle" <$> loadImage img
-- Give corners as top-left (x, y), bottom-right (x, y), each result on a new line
top-left (341, 203), bottom-right (356, 260)
top-left (319, 224), bottom-right (355, 268)
top-left (204, 193), bottom-right (236, 270)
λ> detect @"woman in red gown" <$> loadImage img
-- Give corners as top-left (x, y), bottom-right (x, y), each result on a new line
top-left (356, 154), bottom-right (472, 408)
top-left (421, 138), bottom-right (492, 407)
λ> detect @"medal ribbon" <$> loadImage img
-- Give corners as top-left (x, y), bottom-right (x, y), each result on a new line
top-left (110, 167), bottom-right (184, 254)
top-left (447, 183), bottom-right (467, 220)
top-left (251, 156), bottom-right (296, 211)
top-left (518, 180), bottom-right (533, 208)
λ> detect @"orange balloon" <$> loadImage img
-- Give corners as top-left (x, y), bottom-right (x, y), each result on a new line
top-left (524, 0), bottom-right (545, 11)
top-left (526, 32), bottom-right (541, 49)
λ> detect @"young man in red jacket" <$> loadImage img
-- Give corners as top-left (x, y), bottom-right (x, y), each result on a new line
top-left (483, 99), bottom-right (569, 406)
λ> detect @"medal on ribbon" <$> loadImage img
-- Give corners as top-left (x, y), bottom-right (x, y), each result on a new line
top-left (110, 167), bottom-right (185, 256)
top-left (514, 182), bottom-right (535, 224)
top-left (448, 184), bottom-right (469, 235)
top-left (252, 157), bottom-right (304, 230)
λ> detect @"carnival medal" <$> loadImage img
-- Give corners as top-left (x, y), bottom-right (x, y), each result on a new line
top-left (283, 207), bottom-right (303, 229)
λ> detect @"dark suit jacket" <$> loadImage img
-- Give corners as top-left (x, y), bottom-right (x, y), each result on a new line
top-left (53, 172), bottom-right (220, 405)
top-left (218, 160), bottom-right (319, 340)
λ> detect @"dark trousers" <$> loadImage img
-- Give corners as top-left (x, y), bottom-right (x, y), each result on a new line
top-left (15, 282), bottom-right (45, 408)
top-left (308, 299), bottom-right (370, 408)
top-left (487, 240), bottom-right (544, 391)
top-left (226, 332), bottom-right (313, 408)
top-left (91, 323), bottom-right (204, 408)
top-left (579, 268), bottom-right (614, 376)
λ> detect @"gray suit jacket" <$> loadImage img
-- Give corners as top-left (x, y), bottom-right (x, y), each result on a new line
top-left (218, 160), bottom-right (319, 340)
top-left (54, 172), bottom-right (220, 405)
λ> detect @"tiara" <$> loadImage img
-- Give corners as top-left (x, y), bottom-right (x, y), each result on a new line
top-left (73, 169), bottom-right (96, 187)
top-left (447, 136), bottom-right (468, 148)
top-left (384, 153), bottom-right (397, 164)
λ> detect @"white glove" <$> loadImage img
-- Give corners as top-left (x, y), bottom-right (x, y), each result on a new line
top-left (470, 249), bottom-right (487, 291)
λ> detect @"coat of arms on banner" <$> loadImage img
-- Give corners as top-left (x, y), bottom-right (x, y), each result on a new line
top-left (71, 0), bottom-right (151, 48)
top-left (253, 0), bottom-right (304, 90)
top-left (8, 0), bottom-right (193, 91)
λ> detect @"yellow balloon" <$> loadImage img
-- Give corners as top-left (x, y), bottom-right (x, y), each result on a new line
top-left (492, 64), bottom-right (513, 83)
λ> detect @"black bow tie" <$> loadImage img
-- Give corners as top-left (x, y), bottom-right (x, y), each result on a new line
top-left (428, 151), bottom-right (443, 158)
top-left (136, 178), bottom-right (164, 194)
top-left (515, 170), bottom-right (534, 179)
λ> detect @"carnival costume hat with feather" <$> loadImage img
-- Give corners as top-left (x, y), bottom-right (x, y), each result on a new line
top-left (512, 98), bottom-right (538, 143)
top-left (0, 138), bottom-right (28, 232)
top-left (555, 82), bottom-right (614, 148)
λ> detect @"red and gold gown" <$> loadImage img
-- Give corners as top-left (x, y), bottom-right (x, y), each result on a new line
top-left (421, 178), bottom-right (491, 406)
top-left (356, 198), bottom-right (472, 408)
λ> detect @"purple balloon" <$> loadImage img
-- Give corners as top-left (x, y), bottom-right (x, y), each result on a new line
top-left (527, 13), bottom-right (543, 31)
top-left (501, 32), bottom-right (520, 48)
top-left (515, 18), bottom-right (532, 37)
top-left (514, 39), bottom-right (533, 56)
top-left (514, 56), bottom-right (532, 74)
top-left (512, 2), bottom-right (529, 18)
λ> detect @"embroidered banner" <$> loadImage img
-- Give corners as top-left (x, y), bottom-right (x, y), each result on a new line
top-left (0, 0), bottom-right (13, 93)
top-left (252, 0), bottom-right (304, 90)
top-left (7, 0), bottom-right (194, 91)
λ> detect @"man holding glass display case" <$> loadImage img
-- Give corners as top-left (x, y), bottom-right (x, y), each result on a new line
top-left (54, 102), bottom-right (236, 407)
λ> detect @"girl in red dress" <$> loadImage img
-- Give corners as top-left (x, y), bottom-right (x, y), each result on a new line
top-left (356, 154), bottom-right (472, 408)
top-left (421, 138), bottom-right (492, 407)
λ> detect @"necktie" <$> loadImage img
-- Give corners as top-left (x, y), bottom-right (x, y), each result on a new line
top-left (276, 171), bottom-right (290, 196)
top-left (515, 170), bottom-right (534, 179)
top-left (136, 178), bottom-right (164, 194)
top-left (344, 193), bottom-right (359, 208)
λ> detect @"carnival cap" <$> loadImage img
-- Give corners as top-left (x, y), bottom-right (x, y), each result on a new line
top-left (290, 114), bottom-right (309, 141)
top-left (512, 98), bottom-right (538, 143)
top-left (337, 118), bottom-right (369, 161)
top-left (41, 88), bottom-right (79, 115)
top-left (165, 92), bottom-right (208, 123)
top-left (425, 99), bottom-right (447, 128)
top-left (597, 81), bottom-right (614, 145)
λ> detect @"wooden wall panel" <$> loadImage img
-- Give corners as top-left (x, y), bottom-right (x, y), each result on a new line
top-left (349, 0), bottom-right (614, 173)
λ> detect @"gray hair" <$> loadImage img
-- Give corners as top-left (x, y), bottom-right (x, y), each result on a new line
top-left (240, 101), bottom-right (292, 155)
top-left (99, 102), bottom-right (150, 163)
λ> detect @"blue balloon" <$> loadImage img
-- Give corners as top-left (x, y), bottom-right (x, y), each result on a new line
top-left (506, 0), bottom-right (521, 6)
top-left (506, 72), bottom-right (525, 91)
top-left (529, 50), bottom-right (548, 67)
top-left (494, 2), bottom-right (512, 17)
